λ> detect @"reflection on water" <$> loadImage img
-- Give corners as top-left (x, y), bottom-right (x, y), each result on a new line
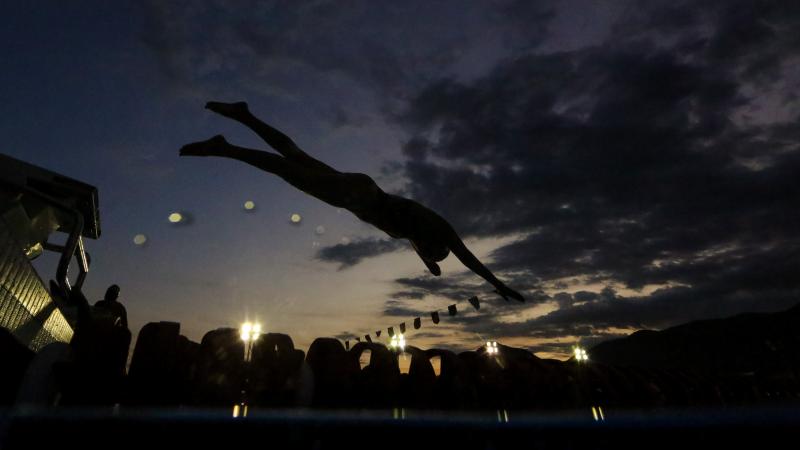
top-left (496, 409), bottom-right (509, 423)
top-left (232, 403), bottom-right (248, 418)
top-left (591, 406), bottom-right (605, 421)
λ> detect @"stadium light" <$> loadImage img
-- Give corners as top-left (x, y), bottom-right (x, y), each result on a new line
top-left (486, 341), bottom-right (499, 355)
top-left (573, 346), bottom-right (589, 362)
top-left (240, 322), bottom-right (261, 362)
top-left (240, 322), bottom-right (262, 342)
top-left (389, 333), bottom-right (406, 352)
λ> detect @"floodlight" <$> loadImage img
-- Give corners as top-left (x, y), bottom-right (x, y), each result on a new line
top-left (390, 333), bottom-right (406, 351)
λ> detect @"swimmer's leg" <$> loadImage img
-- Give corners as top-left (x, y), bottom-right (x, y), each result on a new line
top-left (180, 135), bottom-right (296, 177)
top-left (181, 135), bottom-right (363, 209)
top-left (205, 101), bottom-right (337, 173)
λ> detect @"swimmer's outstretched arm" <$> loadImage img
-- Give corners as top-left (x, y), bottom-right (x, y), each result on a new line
top-left (446, 231), bottom-right (526, 302)
top-left (416, 250), bottom-right (443, 276)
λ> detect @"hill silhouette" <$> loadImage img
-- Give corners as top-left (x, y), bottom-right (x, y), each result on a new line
top-left (589, 303), bottom-right (800, 375)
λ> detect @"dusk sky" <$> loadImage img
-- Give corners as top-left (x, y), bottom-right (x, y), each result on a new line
top-left (2, 1), bottom-right (799, 359)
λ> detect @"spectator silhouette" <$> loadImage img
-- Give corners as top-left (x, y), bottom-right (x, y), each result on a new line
top-left (399, 346), bottom-right (436, 408)
top-left (93, 284), bottom-right (128, 329)
top-left (0, 328), bottom-right (34, 405)
top-left (192, 328), bottom-right (246, 406)
top-left (49, 284), bottom-right (130, 406)
top-left (127, 322), bottom-right (198, 406)
top-left (426, 349), bottom-right (477, 409)
top-left (349, 342), bottom-right (400, 408)
top-left (249, 333), bottom-right (309, 407)
top-left (306, 338), bottom-right (359, 408)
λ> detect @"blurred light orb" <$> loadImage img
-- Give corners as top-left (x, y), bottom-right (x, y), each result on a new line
top-left (290, 213), bottom-right (302, 223)
top-left (168, 212), bottom-right (183, 223)
top-left (133, 234), bottom-right (147, 245)
top-left (315, 225), bottom-right (326, 235)
top-left (244, 200), bottom-right (255, 210)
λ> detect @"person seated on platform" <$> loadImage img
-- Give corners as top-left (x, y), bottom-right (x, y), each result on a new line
top-left (180, 101), bottom-right (524, 302)
top-left (93, 284), bottom-right (128, 329)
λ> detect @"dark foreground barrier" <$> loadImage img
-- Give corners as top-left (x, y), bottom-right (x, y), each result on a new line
top-left (6, 321), bottom-right (800, 411)
top-left (1, 407), bottom-right (798, 450)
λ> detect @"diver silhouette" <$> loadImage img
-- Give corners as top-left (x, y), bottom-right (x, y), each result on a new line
top-left (180, 101), bottom-right (524, 302)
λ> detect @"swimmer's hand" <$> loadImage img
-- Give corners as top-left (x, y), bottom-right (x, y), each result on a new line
top-left (494, 284), bottom-right (525, 303)
top-left (422, 258), bottom-right (442, 276)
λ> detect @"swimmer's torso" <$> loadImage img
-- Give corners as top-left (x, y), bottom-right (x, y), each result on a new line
top-left (290, 170), bottom-right (447, 249)
top-left (289, 170), bottom-right (381, 211)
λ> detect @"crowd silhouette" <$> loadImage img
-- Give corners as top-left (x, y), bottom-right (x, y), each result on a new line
top-left (3, 288), bottom-right (799, 411)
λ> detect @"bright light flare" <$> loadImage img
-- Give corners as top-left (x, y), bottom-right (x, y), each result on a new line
top-left (240, 322), bottom-right (261, 342)
top-left (240, 322), bottom-right (261, 363)
top-left (290, 213), bottom-right (302, 223)
top-left (389, 333), bottom-right (406, 351)
top-left (168, 212), bottom-right (183, 223)
top-left (574, 346), bottom-right (589, 362)
top-left (486, 341), bottom-right (499, 355)
top-left (244, 200), bottom-right (255, 210)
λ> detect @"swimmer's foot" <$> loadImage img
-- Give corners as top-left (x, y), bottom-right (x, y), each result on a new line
top-left (205, 101), bottom-right (250, 119)
top-left (179, 135), bottom-right (229, 157)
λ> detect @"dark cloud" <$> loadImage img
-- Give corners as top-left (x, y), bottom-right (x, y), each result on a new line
top-left (382, 300), bottom-right (427, 317)
top-left (408, 331), bottom-right (449, 340)
top-left (392, 275), bottom-right (476, 301)
top-left (315, 237), bottom-right (406, 269)
top-left (614, 0), bottom-right (800, 83)
top-left (140, 0), bottom-right (556, 121)
top-left (377, 0), bottom-right (800, 348)
top-left (333, 331), bottom-right (353, 341)
top-left (389, 290), bottom-right (426, 300)
top-left (139, 0), bottom-right (800, 353)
